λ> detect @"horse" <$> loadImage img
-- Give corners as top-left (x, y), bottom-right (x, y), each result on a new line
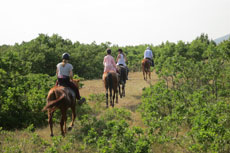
top-left (117, 65), bottom-right (127, 98)
top-left (142, 59), bottom-right (151, 80)
top-left (103, 72), bottom-right (119, 108)
top-left (42, 79), bottom-right (81, 137)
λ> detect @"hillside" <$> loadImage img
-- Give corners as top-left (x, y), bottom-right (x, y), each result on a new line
top-left (214, 33), bottom-right (230, 44)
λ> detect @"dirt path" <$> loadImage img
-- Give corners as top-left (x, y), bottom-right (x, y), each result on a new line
top-left (37, 71), bottom-right (159, 140)
top-left (80, 71), bottom-right (159, 127)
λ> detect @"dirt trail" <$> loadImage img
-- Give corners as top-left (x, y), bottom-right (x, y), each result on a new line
top-left (36, 71), bottom-right (159, 141)
top-left (80, 71), bottom-right (159, 127)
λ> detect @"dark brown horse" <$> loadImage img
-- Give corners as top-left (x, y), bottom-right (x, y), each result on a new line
top-left (117, 65), bottom-right (127, 98)
top-left (103, 72), bottom-right (119, 108)
top-left (142, 59), bottom-right (151, 80)
top-left (42, 79), bottom-right (80, 137)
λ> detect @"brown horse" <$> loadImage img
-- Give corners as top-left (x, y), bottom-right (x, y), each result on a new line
top-left (142, 59), bottom-right (151, 80)
top-left (42, 79), bottom-right (80, 137)
top-left (103, 72), bottom-right (119, 108)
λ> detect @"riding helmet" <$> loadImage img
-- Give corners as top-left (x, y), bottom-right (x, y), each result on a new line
top-left (62, 53), bottom-right (70, 60)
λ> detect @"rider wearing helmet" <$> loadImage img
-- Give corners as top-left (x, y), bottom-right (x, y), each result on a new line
top-left (56, 53), bottom-right (85, 104)
top-left (144, 47), bottom-right (154, 66)
top-left (116, 49), bottom-right (129, 80)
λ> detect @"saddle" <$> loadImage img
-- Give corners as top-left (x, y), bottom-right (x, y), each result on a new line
top-left (146, 58), bottom-right (154, 66)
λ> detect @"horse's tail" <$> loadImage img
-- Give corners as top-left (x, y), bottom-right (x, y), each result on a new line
top-left (42, 89), bottom-right (65, 112)
top-left (106, 72), bottom-right (113, 93)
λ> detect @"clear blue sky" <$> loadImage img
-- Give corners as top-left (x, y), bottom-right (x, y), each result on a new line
top-left (0, 0), bottom-right (229, 46)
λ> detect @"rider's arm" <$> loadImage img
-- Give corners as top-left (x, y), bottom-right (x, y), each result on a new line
top-left (123, 53), bottom-right (127, 62)
top-left (56, 68), bottom-right (59, 76)
top-left (103, 56), bottom-right (106, 66)
top-left (116, 54), bottom-right (121, 62)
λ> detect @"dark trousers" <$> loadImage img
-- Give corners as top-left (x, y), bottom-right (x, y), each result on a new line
top-left (146, 58), bottom-right (154, 67)
top-left (57, 78), bottom-right (81, 100)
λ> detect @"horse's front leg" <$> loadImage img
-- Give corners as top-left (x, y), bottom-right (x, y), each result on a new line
top-left (118, 84), bottom-right (122, 98)
top-left (60, 109), bottom-right (67, 136)
top-left (143, 70), bottom-right (145, 80)
top-left (149, 70), bottom-right (151, 80)
top-left (48, 110), bottom-right (54, 137)
top-left (122, 84), bottom-right (125, 97)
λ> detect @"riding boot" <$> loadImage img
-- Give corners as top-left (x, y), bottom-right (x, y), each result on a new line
top-left (69, 81), bottom-right (85, 105)
top-left (151, 60), bottom-right (154, 67)
top-left (75, 89), bottom-right (85, 105)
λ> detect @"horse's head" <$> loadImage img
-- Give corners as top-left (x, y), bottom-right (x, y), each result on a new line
top-left (72, 79), bottom-right (80, 88)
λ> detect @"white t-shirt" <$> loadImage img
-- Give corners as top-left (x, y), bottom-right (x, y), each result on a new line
top-left (144, 49), bottom-right (153, 59)
top-left (117, 54), bottom-right (126, 66)
top-left (57, 63), bottom-right (73, 78)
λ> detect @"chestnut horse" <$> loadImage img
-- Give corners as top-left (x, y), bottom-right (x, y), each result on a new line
top-left (103, 72), bottom-right (119, 108)
top-left (42, 79), bottom-right (80, 137)
top-left (142, 59), bottom-right (151, 80)
top-left (117, 65), bottom-right (127, 98)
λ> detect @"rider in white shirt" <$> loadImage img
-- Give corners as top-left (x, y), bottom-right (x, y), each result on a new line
top-left (116, 49), bottom-right (129, 80)
top-left (144, 47), bottom-right (154, 66)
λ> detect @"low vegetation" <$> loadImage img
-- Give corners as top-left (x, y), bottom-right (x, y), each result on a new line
top-left (0, 34), bottom-right (230, 152)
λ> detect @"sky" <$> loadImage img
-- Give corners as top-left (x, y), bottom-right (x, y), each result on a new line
top-left (0, 0), bottom-right (229, 46)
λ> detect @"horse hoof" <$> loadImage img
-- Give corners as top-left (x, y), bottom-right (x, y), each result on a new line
top-left (50, 134), bottom-right (54, 137)
top-left (68, 127), bottom-right (72, 131)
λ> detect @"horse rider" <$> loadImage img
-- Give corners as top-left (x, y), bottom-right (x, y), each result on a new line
top-left (144, 47), bottom-right (154, 66)
top-left (116, 48), bottom-right (129, 80)
top-left (56, 53), bottom-right (85, 104)
top-left (103, 48), bottom-right (118, 81)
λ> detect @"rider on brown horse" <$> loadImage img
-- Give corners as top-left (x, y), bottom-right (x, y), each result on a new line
top-left (56, 53), bottom-right (85, 104)
top-left (144, 47), bottom-right (154, 67)
top-left (103, 48), bottom-right (119, 107)
top-left (103, 49), bottom-right (118, 80)
top-left (116, 48), bottom-right (129, 80)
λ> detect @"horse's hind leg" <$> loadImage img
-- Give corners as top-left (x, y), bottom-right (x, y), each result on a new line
top-left (106, 89), bottom-right (108, 108)
top-left (115, 89), bottom-right (118, 104)
top-left (109, 88), bottom-right (113, 107)
top-left (112, 90), bottom-right (115, 107)
top-left (122, 84), bottom-right (125, 97)
top-left (68, 105), bottom-right (76, 131)
top-left (48, 110), bottom-right (54, 137)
